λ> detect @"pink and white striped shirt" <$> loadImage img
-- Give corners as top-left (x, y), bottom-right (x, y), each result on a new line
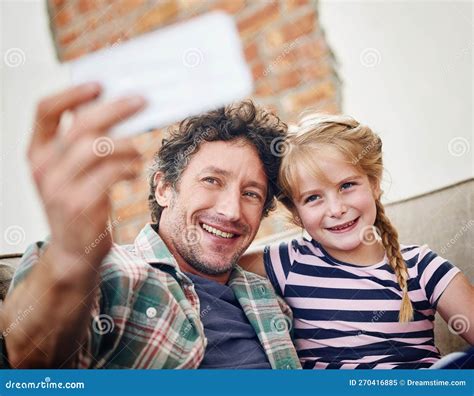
top-left (264, 238), bottom-right (460, 369)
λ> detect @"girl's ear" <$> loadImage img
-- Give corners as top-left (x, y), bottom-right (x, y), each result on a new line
top-left (291, 209), bottom-right (303, 227)
top-left (371, 180), bottom-right (382, 200)
top-left (153, 172), bottom-right (173, 207)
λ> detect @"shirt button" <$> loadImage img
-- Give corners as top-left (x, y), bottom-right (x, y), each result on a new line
top-left (146, 307), bottom-right (157, 318)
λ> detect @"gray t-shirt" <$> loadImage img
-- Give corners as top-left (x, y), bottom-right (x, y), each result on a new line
top-left (186, 272), bottom-right (271, 369)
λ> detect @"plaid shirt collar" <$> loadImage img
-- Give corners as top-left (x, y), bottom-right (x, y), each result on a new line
top-left (133, 223), bottom-right (179, 268)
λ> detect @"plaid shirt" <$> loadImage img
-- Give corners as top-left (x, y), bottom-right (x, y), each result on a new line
top-left (9, 224), bottom-right (301, 369)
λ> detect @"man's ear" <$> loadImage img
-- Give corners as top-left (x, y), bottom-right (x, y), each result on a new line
top-left (153, 172), bottom-right (173, 207)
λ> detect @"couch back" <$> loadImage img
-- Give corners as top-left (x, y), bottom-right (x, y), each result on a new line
top-left (385, 178), bottom-right (473, 355)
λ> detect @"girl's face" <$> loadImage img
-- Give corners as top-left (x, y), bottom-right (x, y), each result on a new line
top-left (292, 147), bottom-right (381, 264)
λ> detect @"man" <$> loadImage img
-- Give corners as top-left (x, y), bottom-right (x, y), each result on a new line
top-left (0, 83), bottom-right (300, 369)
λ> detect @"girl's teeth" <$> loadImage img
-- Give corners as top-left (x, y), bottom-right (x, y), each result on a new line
top-left (330, 220), bottom-right (355, 230)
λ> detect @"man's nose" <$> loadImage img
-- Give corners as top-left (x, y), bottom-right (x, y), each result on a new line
top-left (216, 189), bottom-right (242, 222)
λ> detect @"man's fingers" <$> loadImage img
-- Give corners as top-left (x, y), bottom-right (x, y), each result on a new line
top-left (41, 138), bottom-right (141, 198)
top-left (56, 138), bottom-right (141, 185)
top-left (65, 96), bottom-right (146, 142)
top-left (31, 83), bottom-right (101, 147)
top-left (74, 159), bottom-right (141, 206)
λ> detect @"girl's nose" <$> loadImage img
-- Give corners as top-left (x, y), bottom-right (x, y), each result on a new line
top-left (328, 198), bottom-right (347, 218)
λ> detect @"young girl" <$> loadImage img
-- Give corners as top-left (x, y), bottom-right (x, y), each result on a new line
top-left (241, 114), bottom-right (474, 369)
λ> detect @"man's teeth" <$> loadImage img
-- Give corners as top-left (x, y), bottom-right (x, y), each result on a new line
top-left (201, 223), bottom-right (235, 239)
top-left (330, 219), bottom-right (356, 230)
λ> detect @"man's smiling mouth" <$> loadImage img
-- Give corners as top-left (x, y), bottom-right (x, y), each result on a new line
top-left (200, 222), bottom-right (237, 239)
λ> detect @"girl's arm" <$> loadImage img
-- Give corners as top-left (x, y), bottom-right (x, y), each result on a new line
top-left (239, 251), bottom-right (266, 277)
top-left (436, 272), bottom-right (474, 345)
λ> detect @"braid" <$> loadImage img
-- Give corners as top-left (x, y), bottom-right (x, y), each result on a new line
top-left (374, 199), bottom-right (414, 322)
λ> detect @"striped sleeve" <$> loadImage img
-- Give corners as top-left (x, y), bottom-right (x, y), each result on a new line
top-left (263, 241), bottom-right (295, 297)
top-left (416, 246), bottom-right (461, 308)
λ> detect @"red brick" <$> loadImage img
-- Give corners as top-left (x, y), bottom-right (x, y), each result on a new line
top-left (267, 37), bottom-right (327, 73)
top-left (213, 0), bottom-right (245, 14)
top-left (255, 80), bottom-right (274, 97)
top-left (54, 7), bottom-right (72, 28)
top-left (111, 0), bottom-right (146, 17)
top-left (77, 0), bottom-right (96, 13)
top-left (58, 30), bottom-right (79, 46)
top-left (251, 62), bottom-right (265, 81)
top-left (285, 0), bottom-right (311, 11)
top-left (275, 69), bottom-right (301, 91)
top-left (50, 0), bottom-right (65, 8)
top-left (244, 41), bottom-right (258, 63)
top-left (133, 1), bottom-right (179, 35)
top-left (85, 17), bottom-right (98, 31)
top-left (292, 37), bottom-right (327, 60)
top-left (131, 179), bottom-right (149, 196)
top-left (266, 10), bottom-right (316, 49)
top-left (62, 46), bottom-right (88, 61)
top-left (237, 2), bottom-right (280, 38)
top-left (114, 221), bottom-right (143, 244)
top-left (297, 60), bottom-right (332, 81)
top-left (110, 181), bottom-right (132, 202)
top-left (317, 101), bottom-right (341, 114)
top-left (115, 200), bottom-right (149, 220)
top-left (283, 80), bottom-right (336, 113)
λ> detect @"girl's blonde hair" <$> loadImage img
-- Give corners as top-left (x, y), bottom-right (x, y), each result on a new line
top-left (279, 114), bottom-right (413, 323)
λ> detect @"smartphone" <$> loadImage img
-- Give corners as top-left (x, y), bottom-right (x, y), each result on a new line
top-left (70, 11), bottom-right (253, 138)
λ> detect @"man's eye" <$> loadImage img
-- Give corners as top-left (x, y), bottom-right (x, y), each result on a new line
top-left (304, 194), bottom-right (321, 204)
top-left (203, 177), bottom-right (218, 185)
top-left (340, 182), bottom-right (355, 191)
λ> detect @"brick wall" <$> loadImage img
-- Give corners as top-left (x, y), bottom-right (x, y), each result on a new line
top-left (47, 0), bottom-right (341, 243)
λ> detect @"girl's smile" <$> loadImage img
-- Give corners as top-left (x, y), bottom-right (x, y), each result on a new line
top-left (324, 216), bottom-right (360, 233)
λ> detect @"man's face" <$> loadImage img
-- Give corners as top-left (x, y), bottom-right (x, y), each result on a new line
top-left (157, 139), bottom-right (268, 277)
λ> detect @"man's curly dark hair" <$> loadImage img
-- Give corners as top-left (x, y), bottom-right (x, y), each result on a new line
top-left (148, 100), bottom-right (287, 224)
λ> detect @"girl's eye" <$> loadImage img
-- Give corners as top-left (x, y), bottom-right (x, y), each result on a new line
top-left (244, 191), bottom-right (262, 201)
top-left (304, 194), bottom-right (321, 204)
top-left (340, 182), bottom-right (355, 191)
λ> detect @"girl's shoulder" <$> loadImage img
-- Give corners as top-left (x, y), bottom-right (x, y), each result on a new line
top-left (399, 244), bottom-right (448, 268)
top-left (265, 235), bottom-right (323, 259)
